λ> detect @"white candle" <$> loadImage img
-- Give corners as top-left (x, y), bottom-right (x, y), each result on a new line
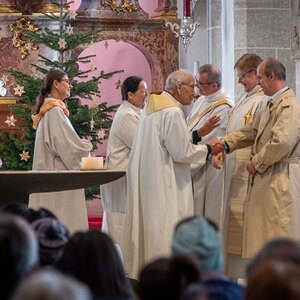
top-left (81, 157), bottom-right (103, 170)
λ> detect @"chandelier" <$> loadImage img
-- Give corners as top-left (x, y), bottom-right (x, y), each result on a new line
top-left (165, 0), bottom-right (199, 52)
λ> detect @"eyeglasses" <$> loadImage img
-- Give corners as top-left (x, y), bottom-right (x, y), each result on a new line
top-left (60, 79), bottom-right (71, 85)
top-left (197, 81), bottom-right (217, 86)
top-left (236, 69), bottom-right (255, 80)
top-left (181, 82), bottom-right (195, 89)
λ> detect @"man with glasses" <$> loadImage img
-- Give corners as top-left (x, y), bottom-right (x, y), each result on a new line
top-left (223, 53), bottom-right (267, 279)
top-left (187, 64), bottom-right (233, 228)
top-left (127, 69), bottom-right (223, 279)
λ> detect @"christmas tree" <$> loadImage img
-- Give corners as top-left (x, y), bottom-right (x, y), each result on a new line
top-left (0, 0), bottom-right (122, 197)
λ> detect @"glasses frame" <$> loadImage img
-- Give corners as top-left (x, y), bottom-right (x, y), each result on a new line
top-left (180, 82), bottom-right (196, 89)
top-left (236, 69), bottom-right (255, 81)
top-left (60, 78), bottom-right (71, 85)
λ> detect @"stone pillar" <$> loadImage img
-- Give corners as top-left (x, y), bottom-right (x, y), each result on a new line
top-left (234, 0), bottom-right (294, 95)
top-left (0, 0), bottom-right (21, 15)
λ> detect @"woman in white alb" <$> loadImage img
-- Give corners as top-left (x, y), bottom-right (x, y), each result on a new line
top-left (29, 69), bottom-right (92, 232)
top-left (101, 76), bottom-right (148, 274)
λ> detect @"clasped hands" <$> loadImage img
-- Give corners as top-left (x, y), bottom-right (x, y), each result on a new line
top-left (207, 138), bottom-right (258, 175)
top-left (208, 139), bottom-right (224, 169)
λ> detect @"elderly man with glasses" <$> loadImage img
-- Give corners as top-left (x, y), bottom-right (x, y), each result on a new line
top-left (126, 69), bottom-right (223, 279)
top-left (186, 64), bottom-right (233, 229)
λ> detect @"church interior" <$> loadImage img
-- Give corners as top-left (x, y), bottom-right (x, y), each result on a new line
top-left (1, 0), bottom-right (300, 299)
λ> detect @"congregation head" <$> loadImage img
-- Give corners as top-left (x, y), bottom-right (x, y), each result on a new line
top-left (11, 270), bottom-right (92, 300)
top-left (245, 261), bottom-right (300, 300)
top-left (57, 230), bottom-right (133, 299)
top-left (246, 237), bottom-right (300, 277)
top-left (137, 254), bottom-right (201, 300)
top-left (0, 214), bottom-right (38, 300)
top-left (171, 216), bottom-right (224, 273)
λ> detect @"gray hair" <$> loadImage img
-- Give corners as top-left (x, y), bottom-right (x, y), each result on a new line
top-left (165, 69), bottom-right (194, 90)
top-left (199, 64), bottom-right (222, 87)
top-left (264, 57), bottom-right (286, 81)
top-left (12, 270), bottom-right (92, 300)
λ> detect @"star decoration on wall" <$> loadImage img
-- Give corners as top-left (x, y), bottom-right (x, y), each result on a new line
top-left (19, 150), bottom-right (30, 162)
top-left (96, 129), bottom-right (106, 140)
top-left (115, 80), bottom-right (122, 89)
top-left (89, 63), bottom-right (97, 72)
top-left (0, 74), bottom-right (9, 85)
top-left (90, 118), bottom-right (95, 130)
top-left (14, 85), bottom-right (25, 97)
top-left (65, 24), bottom-right (74, 34)
top-left (68, 10), bottom-right (78, 20)
top-left (5, 115), bottom-right (17, 127)
top-left (58, 38), bottom-right (67, 49)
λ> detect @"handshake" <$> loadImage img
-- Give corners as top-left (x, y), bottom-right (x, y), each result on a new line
top-left (208, 139), bottom-right (226, 170)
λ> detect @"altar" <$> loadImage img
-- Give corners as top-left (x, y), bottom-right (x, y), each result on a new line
top-left (0, 170), bottom-right (125, 206)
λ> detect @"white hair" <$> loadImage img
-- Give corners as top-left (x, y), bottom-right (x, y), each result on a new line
top-left (12, 270), bottom-right (92, 300)
top-left (164, 69), bottom-right (194, 90)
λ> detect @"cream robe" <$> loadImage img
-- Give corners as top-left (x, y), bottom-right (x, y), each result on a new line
top-left (223, 86), bottom-right (266, 278)
top-left (29, 99), bottom-right (92, 232)
top-left (100, 101), bottom-right (141, 273)
top-left (223, 88), bottom-right (300, 259)
top-left (187, 89), bottom-right (233, 227)
top-left (127, 91), bottom-right (209, 279)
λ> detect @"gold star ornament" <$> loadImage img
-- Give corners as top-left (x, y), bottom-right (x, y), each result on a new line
top-left (5, 115), bottom-right (17, 127)
top-left (19, 150), bottom-right (30, 162)
top-left (96, 129), bottom-right (106, 140)
top-left (14, 85), bottom-right (25, 97)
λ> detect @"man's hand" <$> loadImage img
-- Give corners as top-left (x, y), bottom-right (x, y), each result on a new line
top-left (209, 139), bottom-right (224, 155)
top-left (197, 115), bottom-right (221, 138)
top-left (246, 161), bottom-right (257, 176)
top-left (212, 152), bottom-right (224, 169)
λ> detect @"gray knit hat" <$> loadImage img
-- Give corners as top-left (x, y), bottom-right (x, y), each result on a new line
top-left (31, 218), bottom-right (71, 266)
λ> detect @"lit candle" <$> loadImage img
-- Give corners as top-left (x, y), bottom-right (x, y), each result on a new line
top-left (81, 157), bottom-right (103, 170)
top-left (185, 0), bottom-right (190, 17)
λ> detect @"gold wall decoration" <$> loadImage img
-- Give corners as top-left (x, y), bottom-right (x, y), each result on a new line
top-left (7, 17), bottom-right (39, 59)
top-left (102, 0), bottom-right (137, 13)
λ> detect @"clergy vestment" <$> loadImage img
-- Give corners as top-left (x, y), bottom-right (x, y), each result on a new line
top-left (29, 98), bottom-right (92, 232)
top-left (223, 88), bottom-right (300, 259)
top-left (223, 85), bottom-right (266, 278)
top-left (127, 91), bottom-right (209, 279)
top-left (100, 100), bottom-right (141, 273)
top-left (187, 89), bottom-right (233, 227)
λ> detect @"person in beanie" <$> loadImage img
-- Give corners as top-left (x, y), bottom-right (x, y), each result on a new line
top-left (172, 216), bottom-right (244, 300)
top-left (31, 217), bottom-right (70, 266)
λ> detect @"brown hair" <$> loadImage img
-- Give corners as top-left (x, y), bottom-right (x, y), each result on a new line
top-left (234, 53), bottom-right (263, 72)
top-left (33, 69), bottom-right (67, 114)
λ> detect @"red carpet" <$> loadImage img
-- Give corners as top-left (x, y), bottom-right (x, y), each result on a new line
top-left (88, 216), bottom-right (102, 230)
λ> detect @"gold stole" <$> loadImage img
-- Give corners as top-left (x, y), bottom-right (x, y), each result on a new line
top-left (187, 98), bottom-right (233, 131)
top-left (146, 91), bottom-right (180, 115)
top-left (32, 99), bottom-right (70, 129)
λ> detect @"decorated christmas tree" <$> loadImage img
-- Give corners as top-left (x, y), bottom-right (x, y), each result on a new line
top-left (0, 0), bottom-right (121, 175)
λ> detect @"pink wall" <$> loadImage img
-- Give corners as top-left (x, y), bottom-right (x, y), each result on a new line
top-left (69, 1), bottom-right (158, 155)
top-left (77, 40), bottom-right (152, 155)
top-left (69, 0), bottom-right (159, 15)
